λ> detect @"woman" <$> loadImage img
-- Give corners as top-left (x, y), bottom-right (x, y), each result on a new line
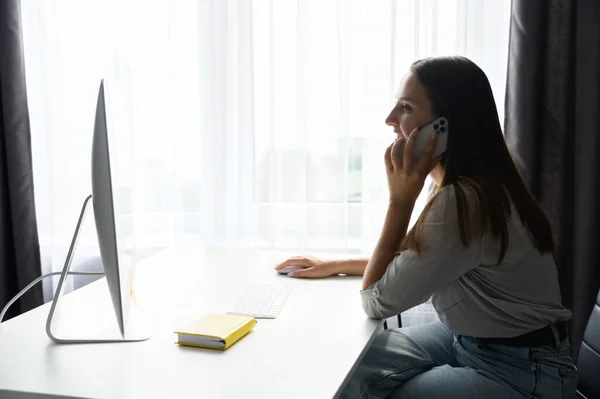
top-left (275, 57), bottom-right (577, 398)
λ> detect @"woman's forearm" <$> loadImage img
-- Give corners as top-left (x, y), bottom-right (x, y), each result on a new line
top-left (362, 200), bottom-right (414, 290)
top-left (331, 258), bottom-right (369, 276)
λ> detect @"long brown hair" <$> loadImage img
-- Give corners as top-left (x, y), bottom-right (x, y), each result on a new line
top-left (399, 56), bottom-right (554, 262)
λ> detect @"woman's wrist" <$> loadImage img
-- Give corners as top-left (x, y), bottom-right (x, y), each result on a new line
top-left (389, 196), bottom-right (416, 210)
top-left (329, 258), bottom-right (369, 276)
top-left (362, 198), bottom-right (414, 289)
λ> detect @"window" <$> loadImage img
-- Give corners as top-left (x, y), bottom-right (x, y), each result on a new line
top-left (20, 0), bottom-right (512, 284)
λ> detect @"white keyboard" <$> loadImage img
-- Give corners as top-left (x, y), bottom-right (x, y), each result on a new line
top-left (227, 283), bottom-right (291, 319)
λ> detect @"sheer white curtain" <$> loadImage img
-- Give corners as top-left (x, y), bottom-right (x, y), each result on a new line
top-left (20, 0), bottom-right (511, 297)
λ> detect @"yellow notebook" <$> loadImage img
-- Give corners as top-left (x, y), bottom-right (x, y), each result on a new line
top-left (175, 313), bottom-right (257, 350)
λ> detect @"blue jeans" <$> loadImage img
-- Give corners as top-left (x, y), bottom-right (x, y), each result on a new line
top-left (340, 321), bottom-right (578, 398)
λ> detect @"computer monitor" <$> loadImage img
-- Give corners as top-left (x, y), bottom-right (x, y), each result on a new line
top-left (45, 80), bottom-right (150, 343)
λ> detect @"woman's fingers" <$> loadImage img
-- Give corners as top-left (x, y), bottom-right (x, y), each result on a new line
top-left (274, 257), bottom-right (308, 270)
top-left (385, 142), bottom-right (394, 173)
top-left (287, 267), bottom-right (315, 278)
top-left (289, 264), bottom-right (336, 278)
top-left (390, 138), bottom-right (406, 170)
top-left (403, 128), bottom-right (419, 170)
top-left (417, 133), bottom-right (437, 173)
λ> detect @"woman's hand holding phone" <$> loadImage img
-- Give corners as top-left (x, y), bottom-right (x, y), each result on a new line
top-left (385, 128), bottom-right (437, 206)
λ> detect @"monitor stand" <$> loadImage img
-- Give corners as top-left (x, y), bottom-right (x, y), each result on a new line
top-left (46, 195), bottom-right (151, 344)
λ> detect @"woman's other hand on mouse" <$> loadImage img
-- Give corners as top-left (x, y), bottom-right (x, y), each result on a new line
top-left (274, 256), bottom-right (369, 278)
top-left (274, 256), bottom-right (339, 278)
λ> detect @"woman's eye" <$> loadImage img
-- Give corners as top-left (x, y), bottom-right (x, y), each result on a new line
top-left (399, 103), bottom-right (412, 112)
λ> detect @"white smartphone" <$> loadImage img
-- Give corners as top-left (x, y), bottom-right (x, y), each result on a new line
top-left (412, 116), bottom-right (448, 160)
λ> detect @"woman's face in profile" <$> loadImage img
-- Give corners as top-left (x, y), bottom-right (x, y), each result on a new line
top-left (385, 72), bottom-right (435, 140)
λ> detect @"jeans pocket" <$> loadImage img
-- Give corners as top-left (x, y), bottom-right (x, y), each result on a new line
top-left (559, 367), bottom-right (578, 399)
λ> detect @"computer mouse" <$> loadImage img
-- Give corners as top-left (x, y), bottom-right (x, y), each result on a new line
top-left (276, 266), bottom-right (308, 275)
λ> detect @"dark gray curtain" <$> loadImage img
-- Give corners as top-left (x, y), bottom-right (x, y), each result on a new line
top-left (505, 0), bottom-right (600, 359)
top-left (0, 0), bottom-right (42, 321)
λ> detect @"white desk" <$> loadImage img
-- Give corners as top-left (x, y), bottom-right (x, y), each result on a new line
top-left (0, 247), bottom-right (381, 399)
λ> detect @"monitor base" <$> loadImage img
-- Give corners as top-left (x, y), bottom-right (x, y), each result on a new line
top-left (45, 195), bottom-right (151, 344)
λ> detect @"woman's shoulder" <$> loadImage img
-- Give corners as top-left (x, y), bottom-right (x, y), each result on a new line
top-left (426, 178), bottom-right (483, 223)
top-left (430, 178), bottom-right (480, 207)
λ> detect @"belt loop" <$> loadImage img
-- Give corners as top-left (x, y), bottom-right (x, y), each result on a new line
top-left (550, 323), bottom-right (560, 349)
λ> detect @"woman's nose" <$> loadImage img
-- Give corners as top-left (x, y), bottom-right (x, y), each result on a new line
top-left (385, 111), bottom-right (397, 126)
